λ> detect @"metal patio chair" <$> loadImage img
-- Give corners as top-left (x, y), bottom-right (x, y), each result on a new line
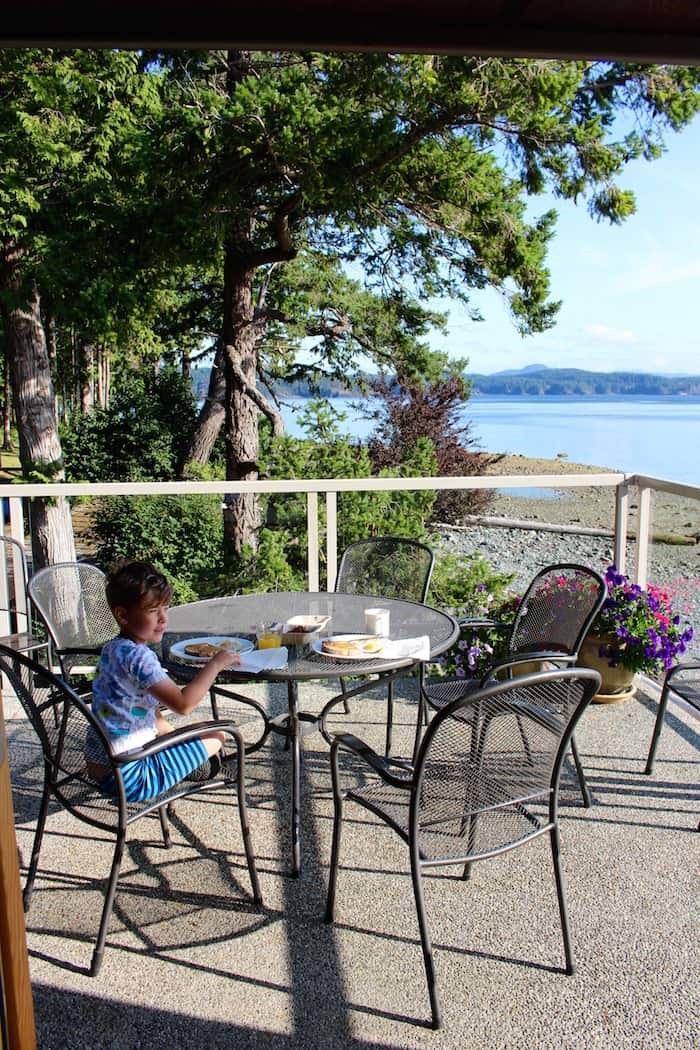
top-left (0, 644), bottom-right (262, 976)
top-left (644, 661), bottom-right (700, 775)
top-left (27, 561), bottom-right (115, 681)
top-left (334, 536), bottom-right (435, 756)
top-left (0, 534), bottom-right (31, 636)
top-left (421, 563), bottom-right (607, 805)
top-left (324, 667), bottom-right (601, 1029)
top-left (0, 534), bottom-right (50, 664)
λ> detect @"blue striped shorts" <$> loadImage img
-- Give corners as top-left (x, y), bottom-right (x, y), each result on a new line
top-left (107, 738), bottom-right (209, 803)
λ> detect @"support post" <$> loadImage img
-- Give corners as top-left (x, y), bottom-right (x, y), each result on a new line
top-left (326, 491), bottom-right (337, 592)
top-left (634, 485), bottom-right (653, 588)
top-left (307, 492), bottom-right (319, 592)
top-left (613, 480), bottom-right (630, 575)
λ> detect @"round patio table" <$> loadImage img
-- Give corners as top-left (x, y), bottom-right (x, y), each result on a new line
top-left (164, 592), bottom-right (458, 876)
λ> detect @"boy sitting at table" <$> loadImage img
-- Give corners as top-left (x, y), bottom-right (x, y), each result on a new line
top-left (86, 560), bottom-right (240, 801)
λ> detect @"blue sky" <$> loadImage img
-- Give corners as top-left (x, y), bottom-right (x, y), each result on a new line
top-left (432, 114), bottom-right (700, 376)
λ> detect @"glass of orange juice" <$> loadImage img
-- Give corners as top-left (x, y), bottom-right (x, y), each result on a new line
top-left (256, 623), bottom-right (282, 649)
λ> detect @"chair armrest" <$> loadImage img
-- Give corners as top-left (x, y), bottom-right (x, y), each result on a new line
top-left (330, 732), bottom-right (414, 788)
top-left (480, 651), bottom-right (575, 684)
top-left (666, 661), bottom-right (700, 681)
top-left (111, 718), bottom-right (245, 764)
top-left (664, 662), bottom-right (700, 709)
top-left (457, 617), bottom-right (509, 632)
top-left (57, 646), bottom-right (103, 656)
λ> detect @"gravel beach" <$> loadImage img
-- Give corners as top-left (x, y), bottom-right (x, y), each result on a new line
top-left (434, 454), bottom-right (700, 658)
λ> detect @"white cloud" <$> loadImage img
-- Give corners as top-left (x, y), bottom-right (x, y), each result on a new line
top-left (585, 324), bottom-right (636, 345)
top-left (614, 258), bottom-right (700, 292)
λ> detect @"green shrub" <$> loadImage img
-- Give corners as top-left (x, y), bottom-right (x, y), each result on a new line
top-left (92, 493), bottom-right (223, 602)
top-left (224, 528), bottom-right (306, 595)
top-left (62, 367), bottom-right (197, 482)
top-left (261, 402), bottom-right (437, 587)
top-left (428, 547), bottom-right (518, 678)
top-left (428, 547), bottom-right (515, 614)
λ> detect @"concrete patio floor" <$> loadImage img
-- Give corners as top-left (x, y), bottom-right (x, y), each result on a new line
top-left (4, 675), bottom-right (699, 1050)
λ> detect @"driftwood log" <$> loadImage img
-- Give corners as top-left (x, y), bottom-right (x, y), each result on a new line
top-left (435, 516), bottom-right (697, 546)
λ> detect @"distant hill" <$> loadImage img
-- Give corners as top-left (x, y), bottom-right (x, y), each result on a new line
top-left (190, 367), bottom-right (354, 399)
top-left (191, 363), bottom-right (700, 399)
top-left (467, 365), bottom-right (700, 396)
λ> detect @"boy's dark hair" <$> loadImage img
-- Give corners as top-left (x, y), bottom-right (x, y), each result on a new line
top-left (105, 561), bottom-right (173, 610)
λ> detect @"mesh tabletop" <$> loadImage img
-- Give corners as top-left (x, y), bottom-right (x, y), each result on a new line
top-left (164, 592), bottom-right (458, 680)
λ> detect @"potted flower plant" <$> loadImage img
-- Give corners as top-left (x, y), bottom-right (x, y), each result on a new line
top-left (578, 565), bottom-right (694, 701)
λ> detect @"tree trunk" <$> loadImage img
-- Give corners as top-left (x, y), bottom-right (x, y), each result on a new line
top-left (0, 245), bottom-right (77, 570)
top-left (222, 239), bottom-right (261, 555)
top-left (96, 345), bottom-right (110, 408)
top-left (45, 312), bottom-right (59, 421)
top-left (2, 365), bottom-right (13, 452)
top-left (80, 342), bottom-right (95, 413)
top-left (181, 341), bottom-right (226, 470)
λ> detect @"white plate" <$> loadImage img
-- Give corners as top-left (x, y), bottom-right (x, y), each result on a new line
top-left (169, 636), bottom-right (254, 664)
top-left (310, 634), bottom-right (385, 661)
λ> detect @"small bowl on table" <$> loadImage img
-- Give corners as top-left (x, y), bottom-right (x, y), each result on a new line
top-left (280, 615), bottom-right (330, 647)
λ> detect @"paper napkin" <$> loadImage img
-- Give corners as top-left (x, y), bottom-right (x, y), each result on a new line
top-left (379, 636), bottom-right (431, 661)
top-left (235, 646), bottom-right (288, 673)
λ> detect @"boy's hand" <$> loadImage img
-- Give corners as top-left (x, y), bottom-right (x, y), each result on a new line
top-left (210, 649), bottom-right (241, 671)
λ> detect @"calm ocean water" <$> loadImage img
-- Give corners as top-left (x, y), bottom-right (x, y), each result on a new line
top-left (280, 394), bottom-right (700, 487)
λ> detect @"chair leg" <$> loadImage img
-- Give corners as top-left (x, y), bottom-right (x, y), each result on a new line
top-left (550, 824), bottom-right (574, 976)
top-left (460, 799), bottom-right (478, 881)
top-left (340, 676), bottom-right (350, 715)
top-left (461, 701), bottom-right (486, 879)
top-left (384, 680), bottom-right (394, 757)
top-left (410, 852), bottom-right (443, 1029)
top-left (91, 831), bottom-right (126, 976)
top-left (23, 774), bottom-right (51, 911)
top-left (157, 805), bottom-right (171, 848)
top-left (516, 712), bottom-right (534, 765)
top-left (645, 681), bottom-right (671, 775)
top-left (324, 809), bottom-right (343, 923)
top-left (569, 734), bottom-right (592, 808)
top-left (235, 758), bottom-right (262, 908)
top-left (209, 687), bottom-right (220, 719)
top-left (412, 692), bottom-right (427, 766)
top-left (324, 751), bottom-right (344, 922)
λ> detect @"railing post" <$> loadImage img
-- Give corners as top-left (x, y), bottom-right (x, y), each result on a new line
top-left (326, 491), bottom-right (337, 592)
top-left (306, 492), bottom-right (319, 592)
top-left (634, 483), bottom-right (653, 588)
top-left (614, 479), bottom-right (630, 575)
top-left (10, 501), bottom-right (29, 632)
top-left (0, 500), bottom-right (30, 635)
top-left (0, 540), bottom-right (9, 637)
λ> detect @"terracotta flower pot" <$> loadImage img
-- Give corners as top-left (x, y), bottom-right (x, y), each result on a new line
top-left (577, 633), bottom-right (636, 703)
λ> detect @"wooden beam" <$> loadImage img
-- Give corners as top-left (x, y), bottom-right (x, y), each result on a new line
top-left (1, 1), bottom-right (699, 62)
top-left (0, 694), bottom-right (37, 1050)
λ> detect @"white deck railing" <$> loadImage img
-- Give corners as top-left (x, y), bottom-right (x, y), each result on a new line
top-left (1, 470), bottom-right (698, 637)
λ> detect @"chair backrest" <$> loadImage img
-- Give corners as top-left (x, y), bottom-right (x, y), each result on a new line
top-left (0, 534), bottom-right (31, 636)
top-left (335, 537), bottom-right (435, 603)
top-left (28, 562), bottom-right (114, 652)
top-left (413, 667), bottom-right (601, 864)
top-left (0, 643), bottom-right (119, 829)
top-left (508, 563), bottom-right (607, 660)
top-left (28, 562), bottom-right (115, 677)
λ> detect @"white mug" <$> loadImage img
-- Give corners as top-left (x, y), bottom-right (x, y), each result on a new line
top-left (365, 607), bottom-right (390, 637)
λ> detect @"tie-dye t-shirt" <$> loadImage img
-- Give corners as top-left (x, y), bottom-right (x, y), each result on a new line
top-left (92, 637), bottom-right (168, 755)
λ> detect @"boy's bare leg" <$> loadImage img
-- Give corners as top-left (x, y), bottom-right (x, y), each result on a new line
top-left (156, 714), bottom-right (223, 755)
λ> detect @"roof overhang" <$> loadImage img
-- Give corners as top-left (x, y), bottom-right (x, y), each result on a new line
top-left (2, 1), bottom-right (700, 63)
